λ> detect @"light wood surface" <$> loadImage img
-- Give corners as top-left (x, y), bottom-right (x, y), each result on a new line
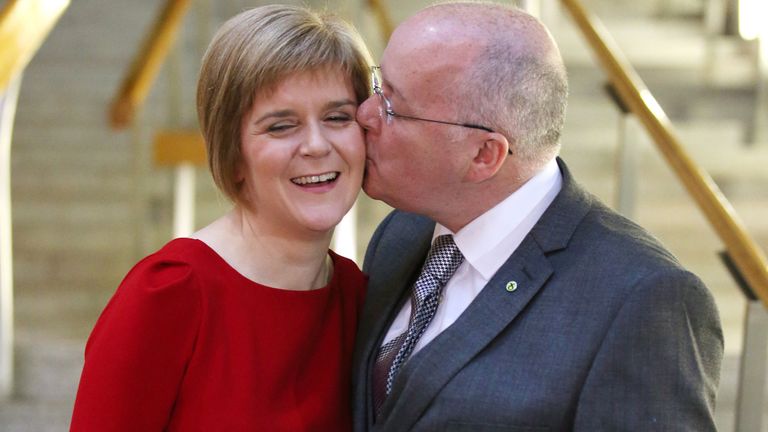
top-left (0, 0), bottom-right (70, 93)
top-left (109, 0), bottom-right (192, 129)
top-left (153, 129), bottom-right (206, 165)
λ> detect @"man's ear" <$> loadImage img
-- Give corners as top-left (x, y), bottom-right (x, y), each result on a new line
top-left (464, 132), bottom-right (510, 183)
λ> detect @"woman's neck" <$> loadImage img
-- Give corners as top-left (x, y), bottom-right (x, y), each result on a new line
top-left (193, 207), bottom-right (333, 291)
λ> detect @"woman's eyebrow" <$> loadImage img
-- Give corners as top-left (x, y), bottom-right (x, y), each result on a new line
top-left (253, 98), bottom-right (357, 125)
top-left (324, 99), bottom-right (357, 110)
top-left (253, 109), bottom-right (295, 124)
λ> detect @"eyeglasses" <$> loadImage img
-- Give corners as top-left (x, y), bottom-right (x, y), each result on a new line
top-left (370, 66), bottom-right (495, 133)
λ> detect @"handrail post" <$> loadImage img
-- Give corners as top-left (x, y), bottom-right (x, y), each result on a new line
top-left (165, 32), bottom-right (196, 238)
top-left (703, 0), bottom-right (726, 83)
top-left (734, 300), bottom-right (768, 431)
top-left (614, 113), bottom-right (640, 218)
top-left (720, 251), bottom-right (768, 431)
top-left (0, 73), bottom-right (21, 399)
top-left (173, 164), bottom-right (195, 237)
top-left (131, 119), bottom-right (150, 259)
top-left (749, 35), bottom-right (768, 144)
top-left (604, 83), bottom-right (638, 218)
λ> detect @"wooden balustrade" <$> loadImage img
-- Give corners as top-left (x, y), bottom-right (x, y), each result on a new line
top-left (560, 0), bottom-right (768, 308)
top-left (0, 0), bottom-right (70, 92)
top-left (0, 0), bottom-right (70, 398)
top-left (109, 0), bottom-right (192, 129)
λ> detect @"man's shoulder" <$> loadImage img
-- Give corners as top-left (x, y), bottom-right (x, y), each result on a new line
top-left (537, 167), bottom-right (686, 276)
top-left (363, 210), bottom-right (435, 274)
top-left (532, 191), bottom-right (673, 284)
top-left (376, 210), bottom-right (435, 239)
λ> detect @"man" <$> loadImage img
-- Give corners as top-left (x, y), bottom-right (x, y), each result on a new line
top-left (352, 2), bottom-right (723, 431)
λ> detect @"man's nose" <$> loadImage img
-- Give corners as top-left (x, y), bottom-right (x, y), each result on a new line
top-left (356, 95), bottom-right (380, 131)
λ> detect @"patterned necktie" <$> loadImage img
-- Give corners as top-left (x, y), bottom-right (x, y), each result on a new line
top-left (372, 234), bottom-right (464, 415)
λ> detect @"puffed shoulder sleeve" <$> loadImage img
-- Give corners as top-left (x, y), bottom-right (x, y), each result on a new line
top-left (70, 254), bottom-right (201, 431)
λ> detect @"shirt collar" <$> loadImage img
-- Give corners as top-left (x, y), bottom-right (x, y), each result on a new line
top-left (434, 158), bottom-right (562, 280)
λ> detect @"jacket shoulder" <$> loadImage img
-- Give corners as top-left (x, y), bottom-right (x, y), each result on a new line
top-left (363, 210), bottom-right (434, 274)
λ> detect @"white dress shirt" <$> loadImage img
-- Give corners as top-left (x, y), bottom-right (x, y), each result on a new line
top-left (380, 158), bottom-right (563, 354)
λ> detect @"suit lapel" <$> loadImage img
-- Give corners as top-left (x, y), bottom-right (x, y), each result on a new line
top-left (375, 158), bottom-right (594, 431)
top-left (377, 237), bottom-right (554, 431)
top-left (353, 214), bottom-right (435, 429)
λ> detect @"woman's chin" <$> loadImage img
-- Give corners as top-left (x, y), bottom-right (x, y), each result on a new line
top-left (296, 211), bottom-right (350, 235)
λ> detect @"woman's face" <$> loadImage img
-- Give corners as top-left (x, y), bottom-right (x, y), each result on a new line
top-left (238, 67), bottom-right (365, 236)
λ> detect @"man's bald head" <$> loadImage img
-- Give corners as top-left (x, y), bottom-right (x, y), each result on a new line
top-left (388, 2), bottom-right (568, 166)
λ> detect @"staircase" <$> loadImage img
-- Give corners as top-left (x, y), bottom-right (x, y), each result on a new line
top-left (553, 5), bottom-right (768, 430)
top-left (1, 0), bottom-right (766, 430)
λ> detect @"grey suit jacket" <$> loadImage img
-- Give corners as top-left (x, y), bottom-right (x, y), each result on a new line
top-left (352, 159), bottom-right (723, 431)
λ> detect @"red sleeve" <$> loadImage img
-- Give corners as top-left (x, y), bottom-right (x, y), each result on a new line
top-left (70, 255), bottom-right (201, 431)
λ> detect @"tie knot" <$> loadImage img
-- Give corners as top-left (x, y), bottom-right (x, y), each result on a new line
top-left (422, 235), bottom-right (463, 286)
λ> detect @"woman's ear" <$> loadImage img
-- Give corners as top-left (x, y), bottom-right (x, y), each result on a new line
top-left (463, 132), bottom-right (510, 183)
top-left (234, 160), bottom-right (245, 184)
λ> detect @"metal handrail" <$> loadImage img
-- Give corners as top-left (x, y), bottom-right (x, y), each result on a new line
top-left (0, 0), bottom-right (70, 93)
top-left (109, 0), bottom-right (192, 129)
top-left (560, 0), bottom-right (768, 308)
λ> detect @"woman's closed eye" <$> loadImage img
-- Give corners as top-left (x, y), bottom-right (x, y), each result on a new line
top-left (259, 109), bottom-right (355, 137)
top-left (265, 121), bottom-right (298, 135)
top-left (324, 111), bottom-right (355, 125)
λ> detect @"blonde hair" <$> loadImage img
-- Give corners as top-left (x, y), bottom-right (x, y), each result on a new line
top-left (197, 5), bottom-right (372, 204)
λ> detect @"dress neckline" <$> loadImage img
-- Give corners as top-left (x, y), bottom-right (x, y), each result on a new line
top-left (171, 237), bottom-right (338, 295)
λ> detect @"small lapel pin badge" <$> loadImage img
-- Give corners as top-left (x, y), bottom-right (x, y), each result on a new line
top-left (505, 281), bottom-right (518, 292)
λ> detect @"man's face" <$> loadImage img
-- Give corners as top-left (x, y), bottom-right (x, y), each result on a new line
top-left (356, 30), bottom-right (468, 215)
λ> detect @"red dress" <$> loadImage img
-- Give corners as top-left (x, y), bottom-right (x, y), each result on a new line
top-left (71, 238), bottom-right (366, 431)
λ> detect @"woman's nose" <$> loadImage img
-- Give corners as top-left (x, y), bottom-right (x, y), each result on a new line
top-left (300, 123), bottom-right (333, 157)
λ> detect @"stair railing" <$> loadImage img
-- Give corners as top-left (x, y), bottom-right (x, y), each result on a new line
top-left (560, 0), bottom-right (768, 308)
top-left (108, 0), bottom-right (194, 258)
top-left (109, 0), bottom-right (192, 129)
top-left (0, 0), bottom-right (70, 399)
top-left (557, 0), bottom-right (768, 429)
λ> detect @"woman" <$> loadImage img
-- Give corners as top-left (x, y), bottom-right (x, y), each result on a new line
top-left (71, 5), bottom-right (371, 431)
